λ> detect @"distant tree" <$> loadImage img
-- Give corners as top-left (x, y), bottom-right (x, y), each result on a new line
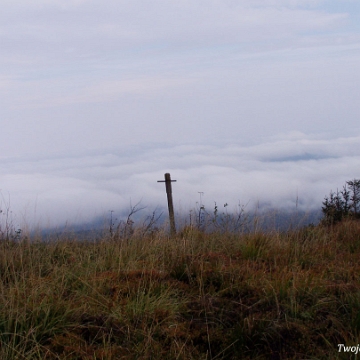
top-left (347, 179), bottom-right (360, 216)
top-left (322, 179), bottom-right (360, 225)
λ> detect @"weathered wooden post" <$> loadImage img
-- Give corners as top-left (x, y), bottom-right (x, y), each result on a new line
top-left (157, 173), bottom-right (177, 236)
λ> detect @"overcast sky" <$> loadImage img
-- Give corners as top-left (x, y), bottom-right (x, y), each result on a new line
top-left (1, 1), bottom-right (360, 229)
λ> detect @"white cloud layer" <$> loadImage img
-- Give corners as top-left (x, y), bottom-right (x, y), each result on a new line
top-left (1, 133), bottom-right (359, 228)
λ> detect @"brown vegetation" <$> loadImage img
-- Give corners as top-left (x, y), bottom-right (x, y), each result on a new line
top-left (1, 220), bottom-right (360, 359)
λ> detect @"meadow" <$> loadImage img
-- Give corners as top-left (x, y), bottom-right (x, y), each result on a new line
top-left (1, 217), bottom-right (360, 359)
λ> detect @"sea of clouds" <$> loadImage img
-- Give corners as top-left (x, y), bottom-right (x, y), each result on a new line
top-left (1, 132), bottom-right (359, 230)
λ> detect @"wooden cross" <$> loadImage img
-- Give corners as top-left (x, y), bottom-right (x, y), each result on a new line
top-left (157, 173), bottom-right (177, 236)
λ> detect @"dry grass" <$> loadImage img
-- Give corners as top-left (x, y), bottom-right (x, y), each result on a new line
top-left (1, 220), bottom-right (360, 359)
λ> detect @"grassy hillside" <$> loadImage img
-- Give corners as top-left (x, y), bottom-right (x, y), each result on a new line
top-left (1, 220), bottom-right (360, 359)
